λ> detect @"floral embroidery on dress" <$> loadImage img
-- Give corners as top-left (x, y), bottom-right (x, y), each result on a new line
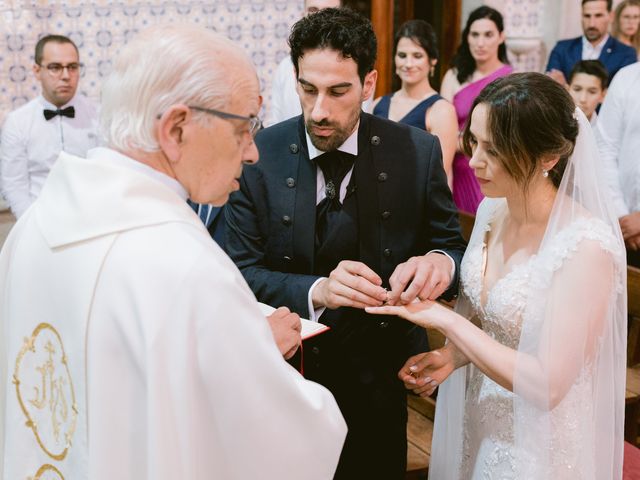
top-left (457, 199), bottom-right (622, 479)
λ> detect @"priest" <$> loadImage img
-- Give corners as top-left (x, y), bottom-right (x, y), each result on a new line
top-left (0, 25), bottom-right (346, 480)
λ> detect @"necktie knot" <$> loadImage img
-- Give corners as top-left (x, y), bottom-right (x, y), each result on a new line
top-left (315, 150), bottom-right (355, 201)
top-left (43, 106), bottom-right (75, 121)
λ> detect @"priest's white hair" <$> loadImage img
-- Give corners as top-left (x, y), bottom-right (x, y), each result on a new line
top-left (100, 24), bottom-right (253, 152)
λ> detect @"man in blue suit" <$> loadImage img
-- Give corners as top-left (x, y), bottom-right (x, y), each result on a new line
top-left (547, 0), bottom-right (636, 86)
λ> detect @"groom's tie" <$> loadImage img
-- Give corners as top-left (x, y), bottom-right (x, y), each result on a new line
top-left (315, 150), bottom-right (356, 247)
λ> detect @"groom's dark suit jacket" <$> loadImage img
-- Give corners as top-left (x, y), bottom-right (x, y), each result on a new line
top-left (226, 113), bottom-right (466, 479)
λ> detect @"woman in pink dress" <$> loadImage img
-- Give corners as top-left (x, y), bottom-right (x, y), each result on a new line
top-left (441, 6), bottom-right (513, 214)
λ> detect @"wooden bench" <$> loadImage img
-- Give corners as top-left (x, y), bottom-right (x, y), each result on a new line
top-left (625, 266), bottom-right (640, 445)
top-left (405, 330), bottom-right (446, 478)
top-left (406, 395), bottom-right (435, 479)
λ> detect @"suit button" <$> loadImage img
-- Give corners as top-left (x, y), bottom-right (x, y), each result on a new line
top-left (383, 248), bottom-right (392, 257)
top-left (377, 172), bottom-right (388, 182)
top-left (378, 321), bottom-right (389, 328)
top-left (286, 177), bottom-right (296, 188)
top-left (289, 143), bottom-right (299, 153)
top-left (282, 215), bottom-right (292, 226)
top-left (311, 346), bottom-right (320, 355)
top-left (283, 255), bottom-right (292, 262)
top-left (370, 135), bottom-right (381, 146)
top-left (381, 210), bottom-right (391, 220)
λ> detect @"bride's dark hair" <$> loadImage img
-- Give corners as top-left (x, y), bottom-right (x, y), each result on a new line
top-left (462, 72), bottom-right (579, 191)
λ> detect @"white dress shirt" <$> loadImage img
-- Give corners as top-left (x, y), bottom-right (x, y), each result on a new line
top-left (305, 126), bottom-right (456, 320)
top-left (0, 93), bottom-right (99, 217)
top-left (596, 62), bottom-right (640, 217)
top-left (582, 34), bottom-right (609, 60)
top-left (266, 56), bottom-right (373, 127)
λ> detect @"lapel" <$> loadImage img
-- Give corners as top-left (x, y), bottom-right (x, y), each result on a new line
top-left (569, 37), bottom-right (582, 64)
top-left (355, 113), bottom-right (382, 276)
top-left (599, 36), bottom-right (615, 62)
top-left (292, 117), bottom-right (317, 273)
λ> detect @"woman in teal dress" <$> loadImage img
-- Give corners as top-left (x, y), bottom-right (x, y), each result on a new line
top-left (372, 20), bottom-right (457, 187)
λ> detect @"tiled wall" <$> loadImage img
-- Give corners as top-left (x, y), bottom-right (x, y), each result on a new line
top-left (0, 0), bottom-right (303, 125)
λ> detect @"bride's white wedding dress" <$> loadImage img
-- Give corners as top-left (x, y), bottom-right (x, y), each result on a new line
top-left (456, 199), bottom-right (621, 479)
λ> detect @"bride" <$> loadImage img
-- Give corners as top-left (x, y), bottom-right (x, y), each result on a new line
top-left (369, 73), bottom-right (626, 479)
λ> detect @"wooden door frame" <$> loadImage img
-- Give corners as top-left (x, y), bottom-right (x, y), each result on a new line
top-left (371, 0), bottom-right (395, 98)
top-left (370, 0), bottom-right (462, 97)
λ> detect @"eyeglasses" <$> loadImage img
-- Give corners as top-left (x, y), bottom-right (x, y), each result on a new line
top-left (38, 62), bottom-right (84, 77)
top-left (189, 106), bottom-right (262, 138)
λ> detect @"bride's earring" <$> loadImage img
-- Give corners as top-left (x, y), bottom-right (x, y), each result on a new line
top-left (542, 169), bottom-right (549, 178)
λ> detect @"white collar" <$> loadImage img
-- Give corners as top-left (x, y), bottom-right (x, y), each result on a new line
top-left (87, 147), bottom-right (188, 201)
top-left (304, 121), bottom-right (360, 160)
top-left (38, 93), bottom-right (78, 110)
top-left (582, 34), bottom-right (609, 51)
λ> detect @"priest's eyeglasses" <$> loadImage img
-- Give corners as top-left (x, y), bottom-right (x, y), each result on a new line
top-left (39, 62), bottom-right (84, 76)
top-left (189, 106), bottom-right (262, 139)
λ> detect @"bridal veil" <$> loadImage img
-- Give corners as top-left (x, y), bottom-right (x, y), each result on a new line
top-left (429, 107), bottom-right (626, 479)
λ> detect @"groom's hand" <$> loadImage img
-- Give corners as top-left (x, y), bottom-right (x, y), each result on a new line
top-left (312, 260), bottom-right (388, 310)
top-left (387, 253), bottom-right (452, 305)
top-left (398, 347), bottom-right (456, 398)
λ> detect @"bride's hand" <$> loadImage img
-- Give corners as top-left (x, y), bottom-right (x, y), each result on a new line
top-left (398, 347), bottom-right (456, 397)
top-left (365, 299), bottom-right (454, 330)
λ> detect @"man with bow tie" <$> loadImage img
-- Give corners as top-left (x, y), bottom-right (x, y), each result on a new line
top-left (226, 8), bottom-right (466, 479)
top-left (0, 34), bottom-right (98, 218)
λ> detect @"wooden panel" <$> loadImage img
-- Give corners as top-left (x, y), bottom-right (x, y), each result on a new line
top-left (440, 0), bottom-right (462, 74)
top-left (397, 0), bottom-right (414, 24)
top-left (371, 0), bottom-right (394, 98)
top-left (0, 210), bottom-right (15, 223)
top-left (627, 266), bottom-right (640, 366)
top-left (458, 211), bottom-right (475, 243)
top-left (408, 394), bottom-right (436, 420)
top-left (407, 406), bottom-right (434, 455)
top-left (406, 443), bottom-right (429, 476)
top-left (628, 368), bottom-right (640, 396)
top-left (427, 328), bottom-right (447, 351)
top-left (629, 266), bottom-right (640, 318)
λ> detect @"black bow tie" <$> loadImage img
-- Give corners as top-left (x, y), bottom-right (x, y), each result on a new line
top-left (43, 106), bottom-right (75, 120)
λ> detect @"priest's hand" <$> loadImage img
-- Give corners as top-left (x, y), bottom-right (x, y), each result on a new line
top-left (266, 307), bottom-right (301, 360)
top-left (387, 253), bottom-right (452, 305)
top-left (398, 347), bottom-right (456, 398)
top-left (311, 260), bottom-right (388, 310)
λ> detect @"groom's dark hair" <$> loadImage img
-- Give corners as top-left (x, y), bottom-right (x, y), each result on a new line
top-left (288, 7), bottom-right (377, 84)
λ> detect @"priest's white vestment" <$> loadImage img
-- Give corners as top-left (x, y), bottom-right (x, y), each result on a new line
top-left (0, 148), bottom-right (347, 479)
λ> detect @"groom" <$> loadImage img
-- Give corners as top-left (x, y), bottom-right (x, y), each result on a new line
top-left (225, 8), bottom-right (466, 479)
